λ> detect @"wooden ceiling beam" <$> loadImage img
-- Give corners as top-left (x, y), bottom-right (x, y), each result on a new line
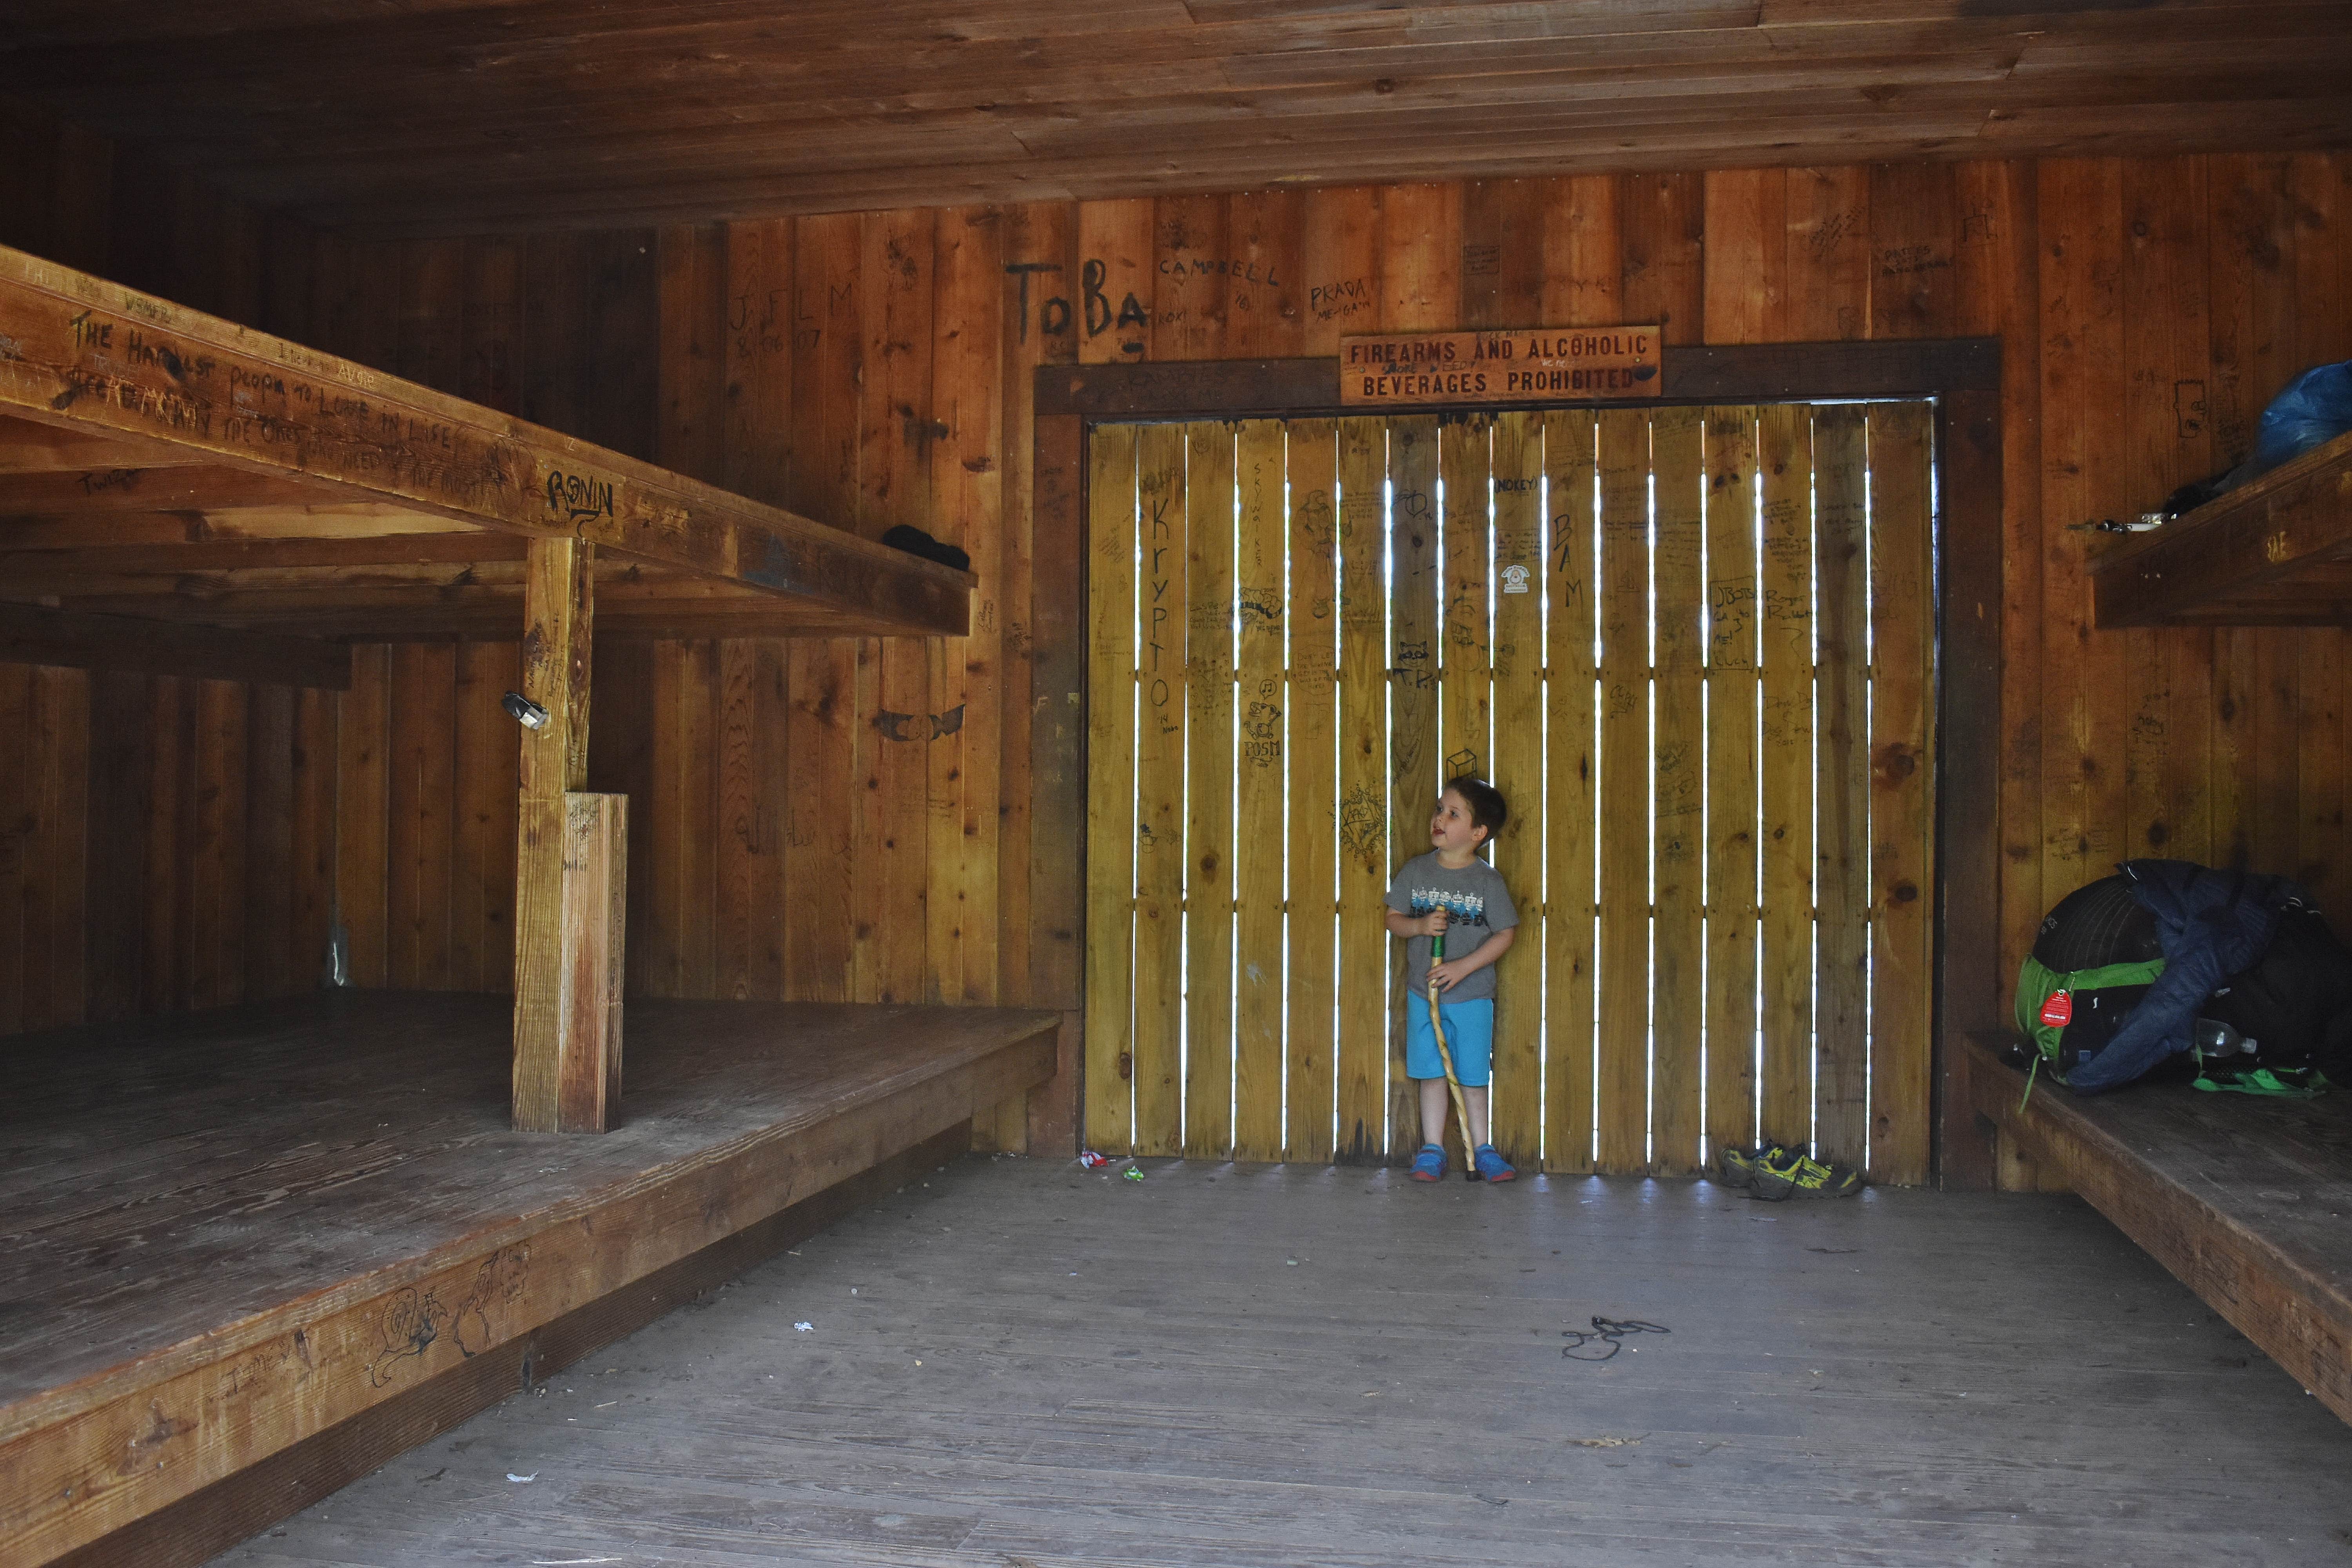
top-left (0, 595), bottom-right (880, 642)
top-left (0, 601), bottom-right (351, 688)
top-left (0, 534), bottom-right (528, 576)
top-left (0, 466), bottom-right (346, 515)
top-left (0, 416), bottom-right (202, 475)
top-left (0, 506), bottom-right (483, 548)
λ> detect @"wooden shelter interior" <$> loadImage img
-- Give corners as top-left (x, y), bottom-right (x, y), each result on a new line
top-left (4, 3), bottom-right (2352, 1564)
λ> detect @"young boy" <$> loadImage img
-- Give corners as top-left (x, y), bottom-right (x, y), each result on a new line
top-left (1383, 776), bottom-right (1518, 1183)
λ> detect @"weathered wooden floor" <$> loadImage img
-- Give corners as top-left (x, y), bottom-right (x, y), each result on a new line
top-left (0, 992), bottom-right (1056, 1564)
top-left (214, 1159), bottom-right (2352, 1568)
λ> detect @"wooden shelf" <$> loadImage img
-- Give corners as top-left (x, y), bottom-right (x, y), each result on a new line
top-left (2093, 426), bottom-right (2352, 627)
top-left (0, 245), bottom-right (973, 669)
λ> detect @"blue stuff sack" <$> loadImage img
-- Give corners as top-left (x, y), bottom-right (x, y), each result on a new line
top-left (2245, 360), bottom-right (2352, 481)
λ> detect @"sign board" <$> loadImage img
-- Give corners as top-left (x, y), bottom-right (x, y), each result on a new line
top-left (1339, 327), bottom-right (1662, 408)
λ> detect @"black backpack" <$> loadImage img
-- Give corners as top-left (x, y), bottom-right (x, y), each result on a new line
top-left (2018, 874), bottom-right (2352, 1091)
top-left (2202, 900), bottom-right (2352, 1078)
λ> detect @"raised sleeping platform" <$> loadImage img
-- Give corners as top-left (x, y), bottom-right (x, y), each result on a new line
top-left (0, 247), bottom-right (1042, 1567)
top-left (0, 993), bottom-right (1058, 1567)
top-left (1957, 1033), bottom-right (2352, 1426)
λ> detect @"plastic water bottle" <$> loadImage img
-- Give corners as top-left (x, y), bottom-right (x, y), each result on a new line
top-left (2192, 1018), bottom-right (2256, 1057)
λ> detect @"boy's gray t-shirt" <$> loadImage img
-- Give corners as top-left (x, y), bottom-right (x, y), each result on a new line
top-left (1385, 851), bottom-right (1519, 1002)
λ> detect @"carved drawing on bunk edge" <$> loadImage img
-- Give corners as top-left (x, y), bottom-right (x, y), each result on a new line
top-left (545, 468), bottom-right (617, 525)
top-left (365, 1247), bottom-right (530, 1386)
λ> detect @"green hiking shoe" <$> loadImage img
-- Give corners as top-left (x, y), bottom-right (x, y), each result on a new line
top-left (1718, 1142), bottom-right (1804, 1190)
top-left (1751, 1145), bottom-right (1863, 1200)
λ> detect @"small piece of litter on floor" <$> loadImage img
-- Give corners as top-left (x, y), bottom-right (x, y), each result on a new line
top-left (1566, 1436), bottom-right (1641, 1449)
top-left (593, 1401), bottom-right (617, 1409)
top-left (1472, 1493), bottom-right (1510, 1507)
top-left (1123, 1168), bottom-right (1145, 1181)
top-left (1363, 1390), bottom-right (1379, 1397)
top-left (794, 1322), bottom-right (814, 1332)
top-left (1078, 1151), bottom-right (1115, 1170)
top-left (1285, 1258), bottom-right (1299, 1266)
top-left (506, 1472), bottom-right (537, 1483)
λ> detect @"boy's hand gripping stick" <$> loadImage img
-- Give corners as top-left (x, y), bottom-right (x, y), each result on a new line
top-left (1427, 922), bottom-right (1477, 1173)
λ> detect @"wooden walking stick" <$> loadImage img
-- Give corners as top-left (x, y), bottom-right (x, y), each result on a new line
top-left (1426, 926), bottom-right (1477, 1174)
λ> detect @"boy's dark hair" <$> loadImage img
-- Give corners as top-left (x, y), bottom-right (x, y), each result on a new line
top-left (1445, 775), bottom-right (1508, 846)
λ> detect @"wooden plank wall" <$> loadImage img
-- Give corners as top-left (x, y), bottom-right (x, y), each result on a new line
top-left (4, 91), bottom-right (2349, 1186)
top-left (0, 105), bottom-right (342, 1035)
top-left (310, 154), bottom-right (2335, 1177)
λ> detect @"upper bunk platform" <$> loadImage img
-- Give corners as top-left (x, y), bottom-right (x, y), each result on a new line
top-left (2094, 427), bottom-right (2352, 626)
top-left (0, 990), bottom-right (1057, 1565)
top-left (0, 244), bottom-right (973, 663)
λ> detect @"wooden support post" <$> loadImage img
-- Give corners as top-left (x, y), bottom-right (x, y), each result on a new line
top-left (512, 536), bottom-right (626, 1132)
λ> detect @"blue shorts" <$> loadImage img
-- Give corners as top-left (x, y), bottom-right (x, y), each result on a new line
top-left (1406, 992), bottom-right (1494, 1087)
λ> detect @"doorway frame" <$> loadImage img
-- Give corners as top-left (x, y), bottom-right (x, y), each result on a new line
top-left (1031, 338), bottom-right (2004, 1186)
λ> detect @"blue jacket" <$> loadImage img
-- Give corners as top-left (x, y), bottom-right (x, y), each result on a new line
top-left (2065, 859), bottom-right (2303, 1093)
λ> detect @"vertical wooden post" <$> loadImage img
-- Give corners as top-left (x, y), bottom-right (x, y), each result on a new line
top-left (512, 536), bottom-right (626, 1133)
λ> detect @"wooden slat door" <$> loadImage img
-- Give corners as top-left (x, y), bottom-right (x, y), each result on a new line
top-left (1083, 405), bottom-right (1938, 1180)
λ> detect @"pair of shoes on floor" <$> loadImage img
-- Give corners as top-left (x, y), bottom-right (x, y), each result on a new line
top-left (1410, 1143), bottom-right (1518, 1182)
top-left (1717, 1142), bottom-right (1861, 1200)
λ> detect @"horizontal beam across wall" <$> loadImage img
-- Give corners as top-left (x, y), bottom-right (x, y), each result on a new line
top-left (0, 602), bottom-right (352, 689)
top-left (1035, 339), bottom-right (2002, 420)
top-left (0, 245), bottom-right (973, 637)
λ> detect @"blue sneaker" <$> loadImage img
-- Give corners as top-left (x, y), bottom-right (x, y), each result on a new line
top-left (1473, 1144), bottom-right (1516, 1183)
top-left (1410, 1143), bottom-right (1447, 1182)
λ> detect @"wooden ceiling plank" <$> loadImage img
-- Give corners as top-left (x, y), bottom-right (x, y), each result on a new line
top-left (0, 0), bottom-right (1201, 73)
top-left (1975, 96), bottom-right (2352, 152)
top-left (293, 103), bottom-right (2005, 231)
top-left (1760, 0), bottom-right (2313, 18)
top-left (1188, 0), bottom-right (1758, 25)
top-left (11, 0), bottom-right (2347, 235)
top-left (34, 5), bottom-right (2326, 154)
top-left (192, 46), bottom-right (2036, 184)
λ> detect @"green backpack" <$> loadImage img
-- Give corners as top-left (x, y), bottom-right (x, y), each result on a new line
top-left (2018, 944), bottom-right (2329, 1098)
top-left (2014, 952), bottom-right (2166, 1083)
